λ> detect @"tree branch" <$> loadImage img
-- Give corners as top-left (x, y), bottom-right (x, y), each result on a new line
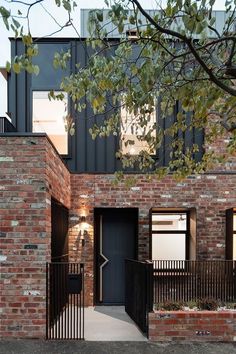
top-left (131, 0), bottom-right (236, 96)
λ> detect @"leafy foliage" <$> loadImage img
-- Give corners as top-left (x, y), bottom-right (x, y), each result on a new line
top-left (156, 300), bottom-right (184, 311)
top-left (1, 0), bottom-right (236, 179)
top-left (197, 298), bottom-right (219, 311)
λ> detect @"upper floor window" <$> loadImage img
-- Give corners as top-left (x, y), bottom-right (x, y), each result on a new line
top-left (120, 105), bottom-right (156, 155)
top-left (32, 91), bottom-right (68, 155)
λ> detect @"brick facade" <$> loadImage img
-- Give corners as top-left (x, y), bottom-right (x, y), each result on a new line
top-left (0, 134), bottom-right (236, 337)
top-left (69, 173), bottom-right (236, 306)
top-left (0, 135), bottom-right (70, 338)
top-left (148, 311), bottom-right (236, 341)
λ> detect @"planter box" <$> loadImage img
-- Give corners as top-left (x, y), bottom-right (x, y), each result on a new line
top-left (149, 310), bottom-right (236, 342)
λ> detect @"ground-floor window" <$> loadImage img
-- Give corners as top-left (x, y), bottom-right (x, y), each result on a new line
top-left (226, 208), bottom-right (236, 260)
top-left (234, 212), bottom-right (236, 260)
top-left (150, 208), bottom-right (196, 261)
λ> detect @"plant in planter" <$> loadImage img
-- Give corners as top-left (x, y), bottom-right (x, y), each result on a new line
top-left (197, 298), bottom-right (219, 311)
top-left (154, 299), bottom-right (236, 311)
top-left (184, 300), bottom-right (198, 310)
top-left (156, 301), bottom-right (184, 311)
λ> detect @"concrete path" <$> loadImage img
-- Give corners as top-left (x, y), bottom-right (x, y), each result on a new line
top-left (0, 340), bottom-right (235, 354)
top-left (84, 306), bottom-right (147, 341)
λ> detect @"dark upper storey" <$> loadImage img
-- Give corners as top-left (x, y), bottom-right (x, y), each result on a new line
top-left (7, 38), bottom-right (204, 173)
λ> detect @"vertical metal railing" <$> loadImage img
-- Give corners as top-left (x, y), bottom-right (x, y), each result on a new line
top-left (46, 262), bottom-right (84, 340)
top-left (124, 259), bottom-right (235, 336)
top-left (152, 260), bottom-right (236, 304)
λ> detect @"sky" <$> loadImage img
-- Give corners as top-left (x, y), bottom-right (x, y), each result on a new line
top-left (0, 0), bottom-right (227, 115)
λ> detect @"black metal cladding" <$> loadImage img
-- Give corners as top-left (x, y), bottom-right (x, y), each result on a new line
top-left (8, 38), bottom-right (204, 173)
top-left (32, 42), bottom-right (71, 89)
top-left (0, 117), bottom-right (16, 133)
top-left (51, 198), bottom-right (69, 262)
top-left (157, 101), bottom-right (204, 167)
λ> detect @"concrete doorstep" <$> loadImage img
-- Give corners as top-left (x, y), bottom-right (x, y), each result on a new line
top-left (50, 305), bottom-right (146, 341)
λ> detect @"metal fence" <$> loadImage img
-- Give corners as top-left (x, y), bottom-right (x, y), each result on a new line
top-left (125, 259), bottom-right (153, 333)
top-left (152, 260), bottom-right (236, 304)
top-left (46, 262), bottom-right (84, 340)
top-left (125, 259), bottom-right (236, 334)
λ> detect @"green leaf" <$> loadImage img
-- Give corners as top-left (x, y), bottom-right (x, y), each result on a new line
top-left (196, 22), bottom-right (204, 34)
top-left (118, 22), bottom-right (124, 33)
top-left (33, 65), bottom-right (40, 76)
top-left (165, 4), bottom-right (172, 17)
top-left (22, 35), bottom-right (32, 46)
top-left (12, 18), bottom-right (20, 29)
top-left (209, 17), bottom-right (216, 26)
top-left (96, 10), bottom-right (103, 22)
top-left (6, 61), bottom-right (11, 72)
top-left (129, 15), bottom-right (135, 24)
top-left (62, 0), bottom-right (71, 12)
top-left (0, 6), bottom-right (10, 18)
top-left (13, 62), bottom-right (20, 74)
top-left (69, 127), bottom-right (75, 135)
top-left (0, 5), bottom-right (10, 30)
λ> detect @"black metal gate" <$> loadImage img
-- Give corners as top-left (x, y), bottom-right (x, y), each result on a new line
top-left (125, 259), bottom-right (153, 334)
top-left (46, 262), bottom-right (84, 340)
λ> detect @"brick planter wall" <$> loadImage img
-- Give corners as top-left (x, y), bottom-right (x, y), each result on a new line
top-left (148, 311), bottom-right (236, 342)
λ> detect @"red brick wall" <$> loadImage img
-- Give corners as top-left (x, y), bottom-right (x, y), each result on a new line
top-left (148, 311), bottom-right (236, 341)
top-left (45, 138), bottom-right (70, 208)
top-left (0, 136), bottom-right (70, 338)
top-left (1, 134), bottom-right (236, 336)
top-left (69, 173), bottom-right (236, 305)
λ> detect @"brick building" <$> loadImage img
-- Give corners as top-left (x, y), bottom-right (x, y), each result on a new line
top-left (0, 27), bottom-right (236, 338)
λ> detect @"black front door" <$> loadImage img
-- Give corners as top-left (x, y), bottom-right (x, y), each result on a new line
top-left (95, 208), bottom-right (138, 304)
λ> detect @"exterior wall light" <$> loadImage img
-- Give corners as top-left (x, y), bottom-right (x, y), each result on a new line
top-left (80, 215), bottom-right (86, 223)
top-left (78, 229), bottom-right (87, 246)
top-left (78, 215), bottom-right (88, 246)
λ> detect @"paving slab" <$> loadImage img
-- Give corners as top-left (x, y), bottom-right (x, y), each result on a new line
top-left (84, 306), bottom-right (147, 341)
top-left (0, 340), bottom-right (235, 354)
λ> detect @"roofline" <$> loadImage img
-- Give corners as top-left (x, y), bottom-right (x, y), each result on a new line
top-left (8, 37), bottom-right (120, 42)
top-left (80, 8), bottom-right (229, 12)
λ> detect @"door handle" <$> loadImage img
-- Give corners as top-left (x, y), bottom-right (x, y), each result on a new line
top-left (99, 215), bottom-right (109, 301)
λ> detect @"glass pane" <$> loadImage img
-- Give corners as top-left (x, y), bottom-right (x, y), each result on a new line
top-left (120, 105), bottom-right (156, 155)
top-left (152, 233), bottom-right (186, 260)
top-left (152, 213), bottom-right (187, 231)
top-left (233, 234), bottom-right (236, 261)
top-left (233, 213), bottom-right (236, 231)
top-left (32, 91), bottom-right (68, 155)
